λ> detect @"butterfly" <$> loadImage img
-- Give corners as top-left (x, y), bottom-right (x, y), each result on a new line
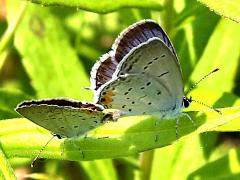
top-left (16, 98), bottom-right (112, 139)
top-left (91, 19), bottom-right (192, 120)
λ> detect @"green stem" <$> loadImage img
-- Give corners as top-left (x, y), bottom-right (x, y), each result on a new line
top-left (162, 0), bottom-right (174, 33)
top-left (0, 2), bottom-right (28, 54)
top-left (139, 150), bottom-right (154, 180)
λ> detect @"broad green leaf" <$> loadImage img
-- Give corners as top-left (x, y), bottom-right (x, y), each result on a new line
top-left (150, 134), bottom-right (240, 179)
top-left (25, 0), bottom-right (163, 13)
top-left (189, 19), bottom-right (240, 94)
top-left (172, 1), bottom-right (220, 83)
top-left (198, 0), bottom-right (240, 23)
top-left (14, 4), bottom-right (92, 100)
top-left (151, 105), bottom-right (240, 179)
top-left (1, 107), bottom-right (239, 161)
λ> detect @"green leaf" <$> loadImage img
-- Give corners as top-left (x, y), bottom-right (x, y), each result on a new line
top-left (150, 105), bottom-right (240, 179)
top-left (0, 109), bottom-right (17, 120)
top-left (151, 135), bottom-right (206, 180)
top-left (0, 146), bottom-right (16, 180)
top-left (198, 0), bottom-right (240, 23)
top-left (1, 107), bottom-right (239, 161)
top-left (14, 5), bottom-right (92, 100)
top-left (172, 1), bottom-right (220, 83)
top-left (0, 89), bottom-right (31, 110)
top-left (80, 160), bottom-right (118, 180)
top-left (189, 19), bottom-right (240, 96)
top-left (26, 0), bottom-right (163, 13)
top-left (189, 148), bottom-right (240, 179)
top-left (0, 2), bottom-right (27, 55)
top-left (150, 133), bottom-right (240, 179)
top-left (0, 89), bottom-right (31, 119)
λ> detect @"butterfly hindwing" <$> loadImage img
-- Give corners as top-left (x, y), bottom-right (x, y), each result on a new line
top-left (97, 74), bottom-right (178, 115)
top-left (113, 38), bottom-right (184, 103)
top-left (95, 39), bottom-right (184, 113)
top-left (16, 99), bottom-right (110, 138)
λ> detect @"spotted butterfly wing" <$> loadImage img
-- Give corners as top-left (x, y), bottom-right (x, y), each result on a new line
top-left (90, 19), bottom-right (177, 91)
top-left (94, 20), bottom-right (184, 115)
top-left (16, 99), bottom-right (111, 138)
top-left (98, 74), bottom-right (178, 115)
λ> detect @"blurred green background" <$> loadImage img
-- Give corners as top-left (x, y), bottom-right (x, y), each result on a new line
top-left (0, 0), bottom-right (240, 179)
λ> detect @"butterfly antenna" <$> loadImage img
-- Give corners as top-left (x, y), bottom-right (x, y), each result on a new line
top-left (186, 68), bottom-right (219, 95)
top-left (31, 135), bottom-right (56, 168)
top-left (191, 97), bottom-right (223, 115)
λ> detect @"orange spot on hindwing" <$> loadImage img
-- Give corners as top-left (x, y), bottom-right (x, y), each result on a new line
top-left (100, 90), bottom-right (115, 106)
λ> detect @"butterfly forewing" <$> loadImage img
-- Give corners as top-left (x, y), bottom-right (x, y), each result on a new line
top-left (90, 52), bottom-right (117, 90)
top-left (90, 20), bottom-right (178, 92)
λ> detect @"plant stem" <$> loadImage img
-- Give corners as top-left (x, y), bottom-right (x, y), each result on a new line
top-left (162, 0), bottom-right (174, 33)
top-left (139, 150), bottom-right (154, 180)
top-left (0, 2), bottom-right (28, 54)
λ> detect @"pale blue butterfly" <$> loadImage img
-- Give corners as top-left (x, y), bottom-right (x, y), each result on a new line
top-left (90, 19), bottom-right (220, 133)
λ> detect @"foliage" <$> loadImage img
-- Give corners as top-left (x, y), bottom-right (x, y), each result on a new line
top-left (0, 0), bottom-right (239, 179)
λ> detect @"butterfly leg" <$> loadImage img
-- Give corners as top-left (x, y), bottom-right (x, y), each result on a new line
top-left (66, 138), bottom-right (85, 159)
top-left (182, 112), bottom-right (196, 128)
top-left (60, 141), bottom-right (65, 156)
top-left (155, 134), bottom-right (159, 142)
top-left (175, 113), bottom-right (196, 139)
top-left (154, 119), bottom-right (160, 143)
top-left (154, 114), bottom-right (167, 142)
top-left (154, 114), bottom-right (166, 142)
top-left (31, 135), bottom-right (57, 167)
top-left (175, 117), bottom-right (180, 138)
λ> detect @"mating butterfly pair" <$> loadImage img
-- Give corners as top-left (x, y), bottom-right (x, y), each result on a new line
top-left (16, 19), bottom-right (193, 139)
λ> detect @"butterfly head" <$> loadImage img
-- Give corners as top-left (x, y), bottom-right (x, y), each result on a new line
top-left (183, 96), bottom-right (192, 108)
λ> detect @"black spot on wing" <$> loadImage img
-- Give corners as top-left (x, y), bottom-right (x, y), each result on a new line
top-left (157, 91), bottom-right (161, 95)
top-left (146, 82), bottom-right (151, 86)
top-left (157, 71), bottom-right (169, 78)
